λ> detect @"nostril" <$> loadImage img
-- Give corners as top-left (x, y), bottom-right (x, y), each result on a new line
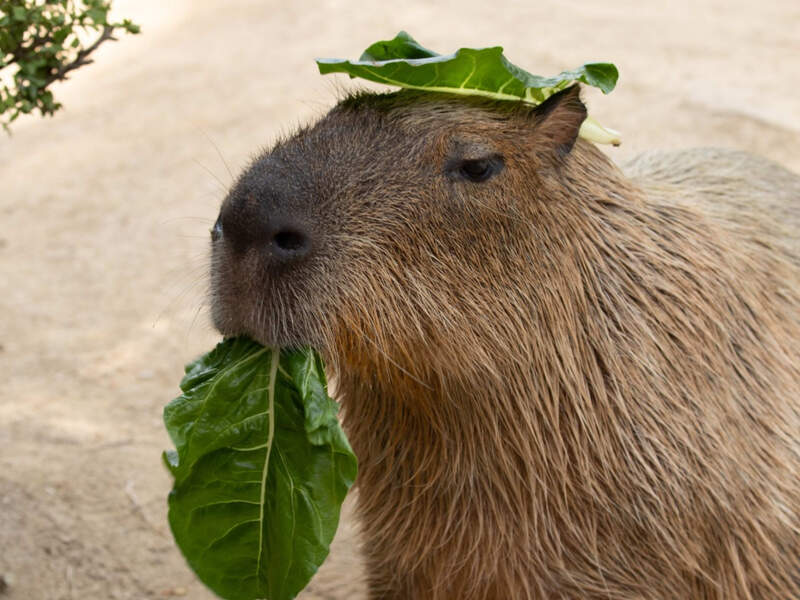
top-left (273, 229), bottom-right (309, 255)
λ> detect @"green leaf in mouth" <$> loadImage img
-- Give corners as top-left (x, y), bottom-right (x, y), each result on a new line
top-left (163, 337), bottom-right (357, 600)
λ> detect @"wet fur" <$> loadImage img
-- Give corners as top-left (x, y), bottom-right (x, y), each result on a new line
top-left (212, 87), bottom-right (800, 599)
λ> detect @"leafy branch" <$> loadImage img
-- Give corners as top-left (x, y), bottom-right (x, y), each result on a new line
top-left (0, 0), bottom-right (139, 130)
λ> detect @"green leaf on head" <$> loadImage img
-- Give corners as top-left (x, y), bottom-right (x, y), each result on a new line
top-left (317, 31), bottom-right (621, 145)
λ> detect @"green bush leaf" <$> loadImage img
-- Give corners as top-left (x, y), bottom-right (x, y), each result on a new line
top-left (163, 338), bottom-right (357, 600)
top-left (85, 6), bottom-right (108, 24)
top-left (0, 1), bottom-right (139, 130)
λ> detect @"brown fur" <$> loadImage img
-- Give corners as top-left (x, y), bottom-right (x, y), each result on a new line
top-left (210, 86), bottom-right (800, 599)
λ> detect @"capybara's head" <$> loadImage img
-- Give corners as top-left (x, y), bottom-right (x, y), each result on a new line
top-left (210, 84), bottom-right (599, 386)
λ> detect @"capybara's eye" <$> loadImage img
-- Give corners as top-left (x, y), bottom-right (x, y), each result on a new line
top-left (450, 156), bottom-right (504, 183)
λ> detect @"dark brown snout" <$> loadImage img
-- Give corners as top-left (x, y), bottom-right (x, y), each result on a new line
top-left (214, 182), bottom-right (314, 268)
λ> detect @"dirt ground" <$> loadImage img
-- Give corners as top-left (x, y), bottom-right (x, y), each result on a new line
top-left (0, 1), bottom-right (798, 598)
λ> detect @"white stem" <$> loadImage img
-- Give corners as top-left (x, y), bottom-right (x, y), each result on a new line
top-left (579, 116), bottom-right (622, 146)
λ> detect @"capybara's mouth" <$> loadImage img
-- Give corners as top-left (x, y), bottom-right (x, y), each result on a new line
top-left (210, 264), bottom-right (340, 358)
top-left (210, 280), bottom-right (325, 351)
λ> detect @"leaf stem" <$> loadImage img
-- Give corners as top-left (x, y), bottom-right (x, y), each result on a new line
top-left (255, 347), bottom-right (280, 581)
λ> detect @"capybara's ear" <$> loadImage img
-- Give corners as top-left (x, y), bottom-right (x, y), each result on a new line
top-left (531, 84), bottom-right (587, 158)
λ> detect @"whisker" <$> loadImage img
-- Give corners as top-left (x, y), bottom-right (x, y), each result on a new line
top-left (153, 272), bottom-right (209, 327)
top-left (158, 216), bottom-right (215, 226)
top-left (193, 158), bottom-right (228, 193)
top-left (186, 302), bottom-right (208, 340)
top-left (198, 128), bottom-right (235, 183)
top-left (176, 234), bottom-right (214, 240)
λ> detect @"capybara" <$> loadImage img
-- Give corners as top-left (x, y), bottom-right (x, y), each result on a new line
top-left (210, 85), bottom-right (800, 599)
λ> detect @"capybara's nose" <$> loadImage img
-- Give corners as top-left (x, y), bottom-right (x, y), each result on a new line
top-left (215, 196), bottom-right (313, 266)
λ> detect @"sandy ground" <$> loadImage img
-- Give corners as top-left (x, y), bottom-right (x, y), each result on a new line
top-left (0, 1), bottom-right (798, 598)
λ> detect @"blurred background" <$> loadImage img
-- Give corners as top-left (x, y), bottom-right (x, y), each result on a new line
top-left (0, 0), bottom-right (798, 598)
